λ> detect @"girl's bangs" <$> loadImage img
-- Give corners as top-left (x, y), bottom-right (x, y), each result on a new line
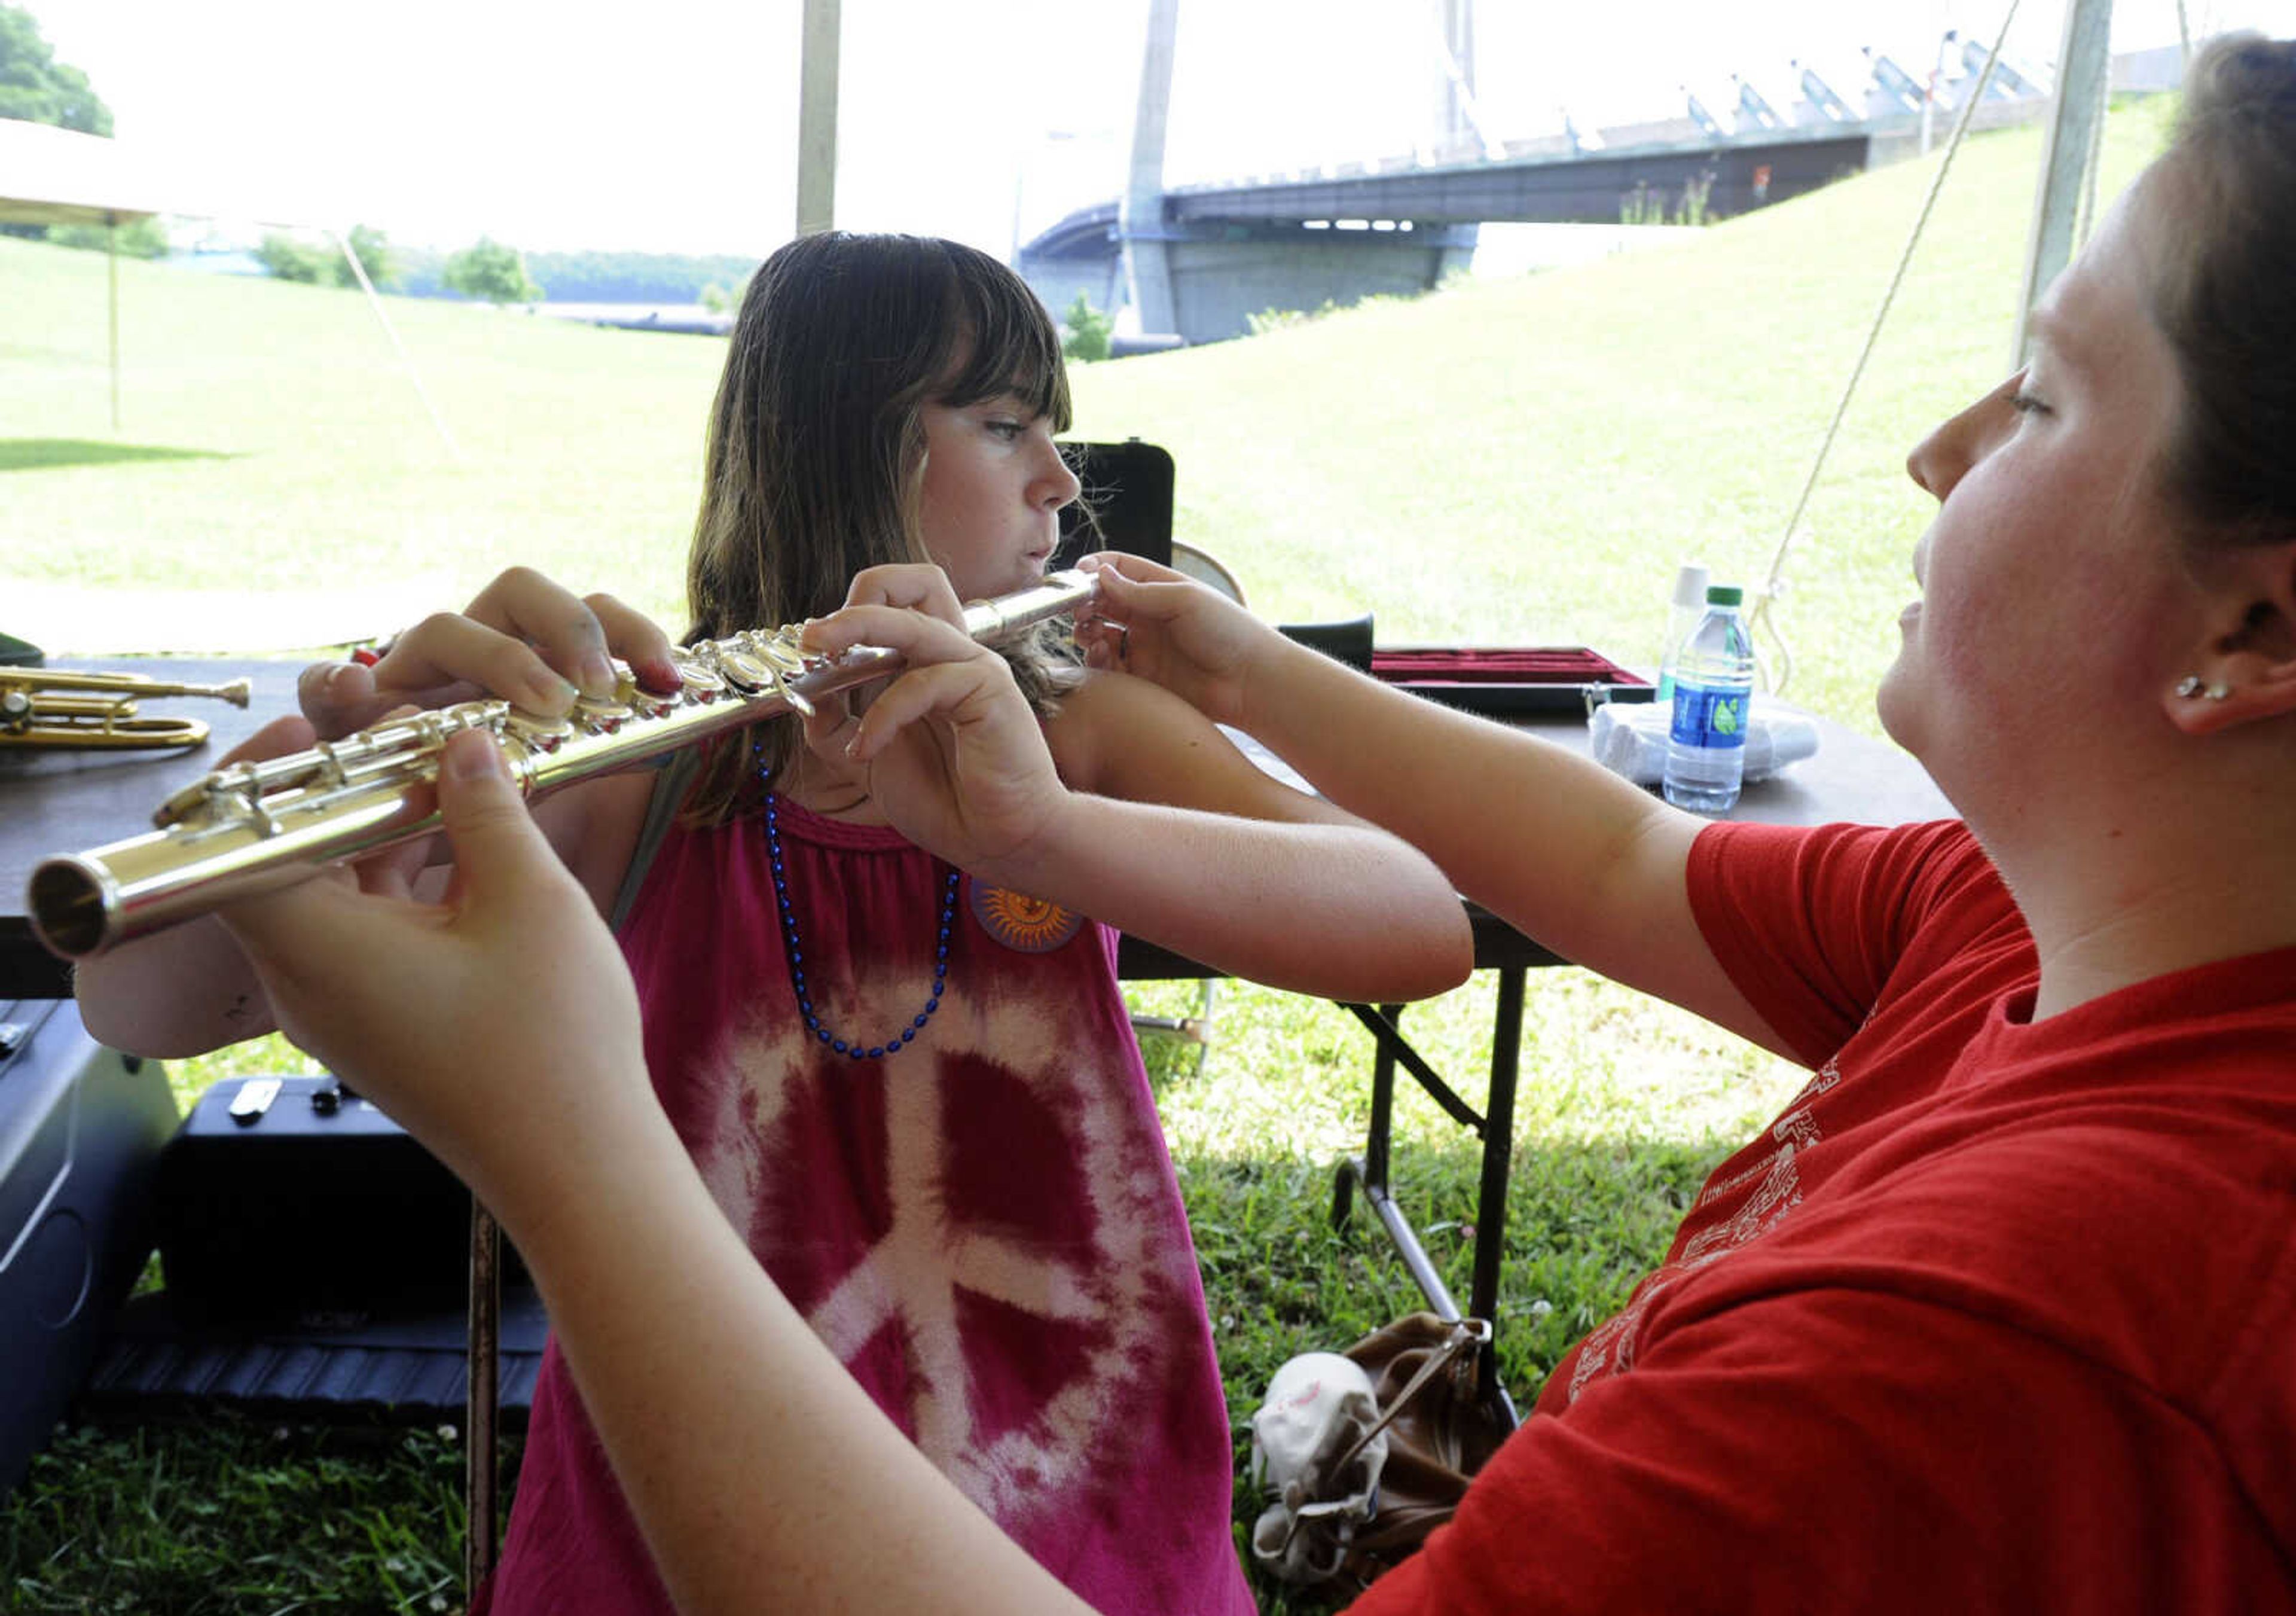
top-left (936, 264), bottom-right (1071, 431)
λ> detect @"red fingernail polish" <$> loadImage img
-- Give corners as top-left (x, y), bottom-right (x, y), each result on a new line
top-left (350, 647), bottom-right (381, 667)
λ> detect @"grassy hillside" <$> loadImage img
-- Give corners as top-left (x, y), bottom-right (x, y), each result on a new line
top-left (1, 246), bottom-right (725, 620)
top-left (5, 103), bottom-right (2167, 733)
top-left (1071, 104), bottom-right (2166, 728)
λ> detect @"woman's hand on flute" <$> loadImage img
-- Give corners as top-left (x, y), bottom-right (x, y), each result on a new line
top-left (799, 563), bottom-right (1071, 873)
top-left (300, 565), bottom-right (682, 740)
top-left (1074, 551), bottom-right (1284, 731)
top-left (212, 727), bottom-right (652, 1227)
top-left (72, 708), bottom-right (352, 1056)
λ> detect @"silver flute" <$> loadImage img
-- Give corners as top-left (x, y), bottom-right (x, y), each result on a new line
top-left (29, 571), bottom-right (1100, 961)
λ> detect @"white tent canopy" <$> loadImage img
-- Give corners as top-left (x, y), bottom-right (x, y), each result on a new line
top-left (0, 115), bottom-right (381, 230)
top-left (0, 117), bottom-right (173, 227)
top-left (0, 117), bottom-right (454, 448)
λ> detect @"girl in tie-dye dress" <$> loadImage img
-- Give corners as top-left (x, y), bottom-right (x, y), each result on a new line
top-left (414, 234), bottom-right (1472, 1612)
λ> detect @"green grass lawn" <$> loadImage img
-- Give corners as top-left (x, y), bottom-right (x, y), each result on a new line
top-left (2, 102), bottom-right (2169, 1614)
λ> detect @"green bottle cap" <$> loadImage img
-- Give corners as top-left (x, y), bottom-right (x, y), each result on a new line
top-left (1705, 585), bottom-right (1744, 606)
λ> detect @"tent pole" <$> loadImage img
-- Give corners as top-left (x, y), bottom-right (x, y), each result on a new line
top-left (2011, 0), bottom-right (2115, 367)
top-left (107, 212), bottom-right (121, 431)
top-left (796, 0), bottom-right (839, 236)
top-left (333, 230), bottom-right (463, 462)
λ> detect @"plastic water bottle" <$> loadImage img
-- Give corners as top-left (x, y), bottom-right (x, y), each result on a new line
top-left (1663, 584), bottom-right (1755, 815)
top-left (1654, 562), bottom-right (1709, 703)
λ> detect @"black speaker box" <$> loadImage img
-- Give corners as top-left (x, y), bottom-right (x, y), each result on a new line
top-left (156, 1074), bottom-right (526, 1324)
top-left (0, 998), bottom-right (178, 1494)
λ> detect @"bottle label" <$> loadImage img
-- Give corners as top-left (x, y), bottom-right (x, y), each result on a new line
top-left (1670, 685), bottom-right (1749, 750)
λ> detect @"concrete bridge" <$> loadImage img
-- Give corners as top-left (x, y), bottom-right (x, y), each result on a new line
top-left (1020, 123), bottom-right (1864, 346)
top-left (1018, 37), bottom-right (2186, 349)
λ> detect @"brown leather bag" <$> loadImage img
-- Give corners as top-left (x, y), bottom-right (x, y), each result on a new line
top-left (1250, 1314), bottom-right (1513, 1596)
top-left (1338, 1314), bottom-right (1512, 1586)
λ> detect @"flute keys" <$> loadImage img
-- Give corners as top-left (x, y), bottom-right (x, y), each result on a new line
top-left (715, 650), bottom-right (813, 715)
top-left (756, 634), bottom-right (811, 678)
top-left (676, 663), bottom-right (726, 702)
top-left (715, 648), bottom-right (777, 694)
top-left (157, 777), bottom-right (219, 827)
top-left (571, 696), bottom-right (634, 733)
top-left (156, 761), bottom-right (266, 829)
top-left (505, 709), bottom-right (574, 751)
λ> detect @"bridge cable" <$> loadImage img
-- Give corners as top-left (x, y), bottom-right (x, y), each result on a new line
top-left (1745, 0), bottom-right (2021, 697)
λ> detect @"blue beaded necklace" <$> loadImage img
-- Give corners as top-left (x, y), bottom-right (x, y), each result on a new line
top-left (762, 789), bottom-right (957, 1060)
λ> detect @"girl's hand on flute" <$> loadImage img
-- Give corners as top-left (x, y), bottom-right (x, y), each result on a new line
top-left (1074, 551), bottom-right (1281, 730)
top-left (299, 565), bottom-right (682, 742)
top-left (213, 727), bottom-right (651, 1229)
top-left (799, 563), bottom-right (1071, 873)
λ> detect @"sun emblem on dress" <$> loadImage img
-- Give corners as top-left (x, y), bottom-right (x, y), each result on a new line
top-left (690, 986), bottom-right (1183, 1526)
top-left (967, 878), bottom-right (1085, 953)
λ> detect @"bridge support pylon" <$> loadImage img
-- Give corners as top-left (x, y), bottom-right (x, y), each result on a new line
top-left (1119, 0), bottom-right (1182, 342)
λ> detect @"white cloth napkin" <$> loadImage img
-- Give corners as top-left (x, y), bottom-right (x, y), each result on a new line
top-left (1248, 1351), bottom-right (1388, 1585)
top-left (1589, 698), bottom-right (1820, 787)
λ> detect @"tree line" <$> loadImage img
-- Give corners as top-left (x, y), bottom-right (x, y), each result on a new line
top-left (396, 246), bottom-right (764, 306)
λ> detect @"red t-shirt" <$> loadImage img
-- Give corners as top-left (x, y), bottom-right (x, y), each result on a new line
top-left (1355, 819), bottom-right (2296, 1613)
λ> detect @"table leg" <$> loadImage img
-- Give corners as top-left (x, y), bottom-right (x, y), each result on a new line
top-left (1332, 1002), bottom-right (1402, 1229)
top-left (466, 1199), bottom-right (501, 1598)
top-left (1366, 998), bottom-right (1399, 1196)
top-left (1329, 982), bottom-right (1525, 1428)
top-left (1471, 968), bottom-right (1525, 1420)
top-left (1332, 1001), bottom-right (1465, 1322)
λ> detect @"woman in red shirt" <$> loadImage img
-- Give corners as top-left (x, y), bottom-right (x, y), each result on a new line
top-left (215, 31), bottom-right (2296, 1615)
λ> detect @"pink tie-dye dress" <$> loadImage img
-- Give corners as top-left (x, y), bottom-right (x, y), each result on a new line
top-left (481, 792), bottom-right (1253, 1616)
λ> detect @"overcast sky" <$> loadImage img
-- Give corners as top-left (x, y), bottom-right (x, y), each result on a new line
top-left (27, 0), bottom-right (2294, 261)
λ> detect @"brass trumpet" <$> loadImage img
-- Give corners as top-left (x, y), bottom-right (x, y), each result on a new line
top-left (0, 667), bottom-right (252, 751)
